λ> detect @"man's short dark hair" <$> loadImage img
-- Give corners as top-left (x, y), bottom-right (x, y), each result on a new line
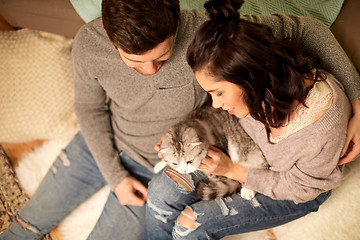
top-left (102, 0), bottom-right (180, 54)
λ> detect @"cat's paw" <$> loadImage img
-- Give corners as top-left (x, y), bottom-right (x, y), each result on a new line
top-left (154, 160), bottom-right (167, 174)
top-left (240, 188), bottom-right (256, 200)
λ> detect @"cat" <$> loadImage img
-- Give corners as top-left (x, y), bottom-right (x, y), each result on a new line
top-left (154, 106), bottom-right (269, 200)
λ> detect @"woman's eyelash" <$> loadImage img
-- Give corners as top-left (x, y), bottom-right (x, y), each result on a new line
top-left (216, 92), bottom-right (222, 96)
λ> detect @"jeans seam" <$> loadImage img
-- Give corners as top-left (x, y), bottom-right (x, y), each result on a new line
top-left (211, 193), bottom-right (329, 236)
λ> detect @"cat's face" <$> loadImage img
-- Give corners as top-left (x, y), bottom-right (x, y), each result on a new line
top-left (160, 128), bottom-right (209, 174)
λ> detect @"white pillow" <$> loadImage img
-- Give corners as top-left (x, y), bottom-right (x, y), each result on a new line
top-left (0, 29), bottom-right (79, 142)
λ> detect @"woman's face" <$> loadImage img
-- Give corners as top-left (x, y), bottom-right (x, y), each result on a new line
top-left (195, 69), bottom-right (250, 119)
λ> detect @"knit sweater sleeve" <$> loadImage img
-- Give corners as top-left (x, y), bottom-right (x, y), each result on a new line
top-left (244, 134), bottom-right (344, 203)
top-left (71, 24), bottom-right (129, 190)
top-left (242, 14), bottom-right (360, 103)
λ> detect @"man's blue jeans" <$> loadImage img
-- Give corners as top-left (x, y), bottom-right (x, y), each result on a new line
top-left (0, 132), bottom-right (154, 240)
top-left (143, 169), bottom-right (331, 240)
top-left (1, 132), bottom-right (331, 240)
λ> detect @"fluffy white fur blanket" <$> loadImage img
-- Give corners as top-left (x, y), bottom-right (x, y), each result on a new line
top-left (15, 140), bottom-right (360, 240)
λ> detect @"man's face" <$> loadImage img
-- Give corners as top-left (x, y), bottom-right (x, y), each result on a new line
top-left (117, 36), bottom-right (174, 76)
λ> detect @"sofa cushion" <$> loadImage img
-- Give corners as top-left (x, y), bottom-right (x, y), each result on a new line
top-left (330, 0), bottom-right (360, 73)
top-left (0, 0), bottom-right (84, 37)
top-left (0, 29), bottom-right (79, 143)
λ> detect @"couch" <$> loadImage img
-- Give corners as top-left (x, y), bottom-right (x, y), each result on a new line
top-left (0, 0), bottom-right (360, 239)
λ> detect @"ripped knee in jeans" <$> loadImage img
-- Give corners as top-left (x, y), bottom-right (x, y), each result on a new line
top-left (174, 206), bottom-right (201, 237)
top-left (178, 207), bottom-right (198, 229)
top-left (165, 168), bottom-right (194, 191)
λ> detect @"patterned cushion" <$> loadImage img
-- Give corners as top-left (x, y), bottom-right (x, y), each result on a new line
top-left (0, 145), bottom-right (29, 231)
top-left (0, 145), bottom-right (51, 239)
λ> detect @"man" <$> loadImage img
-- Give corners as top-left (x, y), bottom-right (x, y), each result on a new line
top-left (1, 0), bottom-right (359, 239)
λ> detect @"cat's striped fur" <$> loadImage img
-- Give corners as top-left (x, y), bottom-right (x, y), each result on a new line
top-left (157, 106), bottom-right (268, 200)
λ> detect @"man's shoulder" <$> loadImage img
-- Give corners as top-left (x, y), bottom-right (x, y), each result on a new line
top-left (174, 9), bottom-right (207, 49)
top-left (72, 17), bottom-right (111, 59)
top-left (180, 9), bottom-right (207, 29)
top-left (74, 17), bottom-right (106, 43)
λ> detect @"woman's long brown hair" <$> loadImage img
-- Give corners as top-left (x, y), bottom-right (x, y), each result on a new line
top-left (187, 0), bottom-right (321, 127)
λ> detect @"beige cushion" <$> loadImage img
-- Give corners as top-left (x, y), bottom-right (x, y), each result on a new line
top-left (0, 29), bottom-right (79, 142)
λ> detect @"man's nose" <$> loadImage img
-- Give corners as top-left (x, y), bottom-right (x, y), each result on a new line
top-left (142, 61), bottom-right (158, 75)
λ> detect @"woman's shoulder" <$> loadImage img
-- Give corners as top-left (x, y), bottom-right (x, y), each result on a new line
top-left (322, 70), bottom-right (351, 114)
top-left (310, 70), bottom-right (352, 132)
top-left (299, 74), bottom-right (334, 122)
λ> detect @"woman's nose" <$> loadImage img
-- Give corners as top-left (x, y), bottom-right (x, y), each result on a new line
top-left (212, 98), bottom-right (222, 109)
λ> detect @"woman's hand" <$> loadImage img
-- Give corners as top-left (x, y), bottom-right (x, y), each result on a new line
top-left (200, 145), bottom-right (248, 182)
top-left (339, 99), bottom-right (360, 165)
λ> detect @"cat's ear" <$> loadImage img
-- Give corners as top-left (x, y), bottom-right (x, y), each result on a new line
top-left (183, 128), bottom-right (200, 141)
top-left (160, 147), bottom-right (172, 155)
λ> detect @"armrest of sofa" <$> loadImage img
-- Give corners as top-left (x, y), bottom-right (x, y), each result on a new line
top-left (330, 0), bottom-right (360, 74)
top-left (0, 0), bottom-right (85, 37)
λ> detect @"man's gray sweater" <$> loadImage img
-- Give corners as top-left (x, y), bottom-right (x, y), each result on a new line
top-left (72, 9), bottom-right (360, 190)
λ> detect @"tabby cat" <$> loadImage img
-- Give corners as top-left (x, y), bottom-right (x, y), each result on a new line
top-left (154, 106), bottom-right (269, 200)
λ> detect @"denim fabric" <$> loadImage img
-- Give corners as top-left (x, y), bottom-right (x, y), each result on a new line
top-left (144, 170), bottom-right (331, 240)
top-left (0, 132), bottom-right (153, 240)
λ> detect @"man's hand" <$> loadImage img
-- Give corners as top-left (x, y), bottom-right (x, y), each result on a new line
top-left (339, 99), bottom-right (360, 165)
top-left (154, 134), bottom-right (165, 159)
top-left (114, 176), bottom-right (148, 206)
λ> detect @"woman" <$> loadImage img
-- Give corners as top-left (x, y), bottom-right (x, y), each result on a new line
top-left (143, 0), bottom-right (355, 239)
